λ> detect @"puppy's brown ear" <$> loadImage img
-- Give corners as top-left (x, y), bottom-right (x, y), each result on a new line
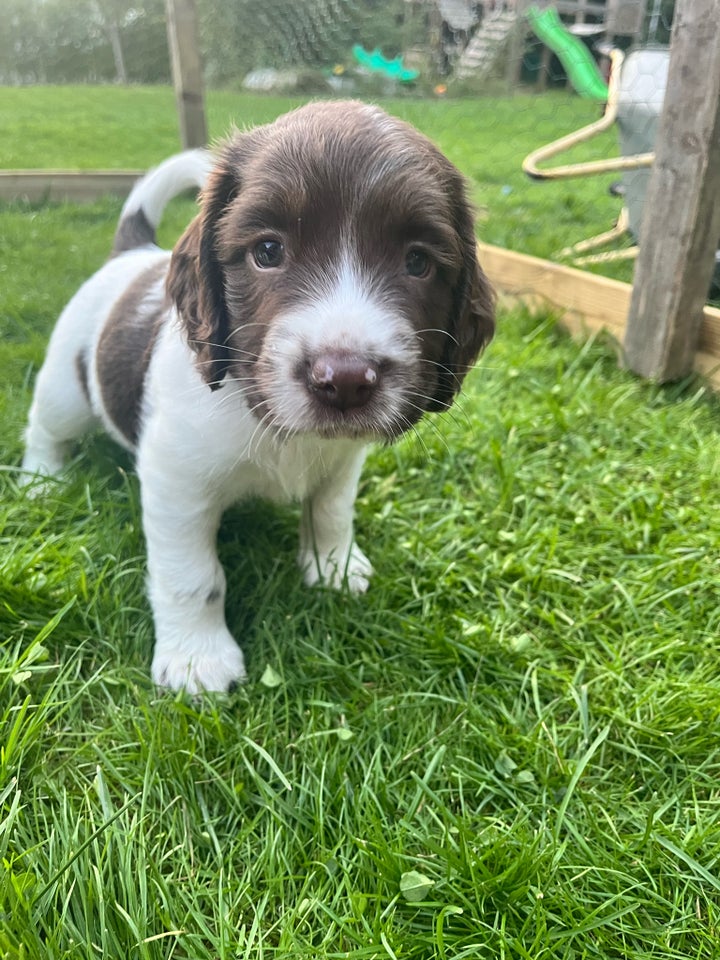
top-left (167, 159), bottom-right (241, 389)
top-left (427, 187), bottom-right (496, 411)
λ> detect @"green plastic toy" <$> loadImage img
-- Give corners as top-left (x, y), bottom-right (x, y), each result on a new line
top-left (351, 44), bottom-right (419, 83)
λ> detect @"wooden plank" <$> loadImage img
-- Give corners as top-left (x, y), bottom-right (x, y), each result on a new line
top-left (623, 0), bottom-right (720, 381)
top-left (697, 305), bottom-right (720, 358)
top-left (536, 42), bottom-right (552, 92)
top-left (505, 0), bottom-right (528, 91)
top-left (476, 241), bottom-right (720, 385)
top-left (554, 1), bottom-right (607, 17)
top-left (605, 0), bottom-right (647, 37)
top-left (0, 170), bottom-right (143, 203)
top-left (477, 241), bottom-right (631, 339)
top-left (165, 0), bottom-right (207, 149)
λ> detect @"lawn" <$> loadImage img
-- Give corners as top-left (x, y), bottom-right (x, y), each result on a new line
top-left (0, 84), bottom-right (629, 279)
top-left (2, 87), bottom-right (720, 958)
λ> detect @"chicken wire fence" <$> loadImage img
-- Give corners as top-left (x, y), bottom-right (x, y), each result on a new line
top-left (1, 0), bottom-right (674, 87)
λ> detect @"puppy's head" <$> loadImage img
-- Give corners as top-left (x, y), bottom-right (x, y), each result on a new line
top-left (167, 101), bottom-right (494, 440)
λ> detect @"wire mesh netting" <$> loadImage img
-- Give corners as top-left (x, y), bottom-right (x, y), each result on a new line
top-left (1, 0), bottom-right (676, 85)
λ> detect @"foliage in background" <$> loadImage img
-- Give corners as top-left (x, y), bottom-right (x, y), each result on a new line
top-left (0, 0), bottom-right (170, 84)
top-left (0, 0), bottom-right (424, 86)
top-left (0, 0), bottom-right (676, 88)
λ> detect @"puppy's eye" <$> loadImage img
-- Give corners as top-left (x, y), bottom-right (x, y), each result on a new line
top-left (252, 240), bottom-right (284, 269)
top-left (405, 248), bottom-right (431, 278)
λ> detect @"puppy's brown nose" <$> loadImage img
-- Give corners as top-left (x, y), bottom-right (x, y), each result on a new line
top-left (308, 354), bottom-right (379, 410)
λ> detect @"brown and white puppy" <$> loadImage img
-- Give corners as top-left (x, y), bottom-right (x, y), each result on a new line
top-left (22, 101), bottom-right (494, 693)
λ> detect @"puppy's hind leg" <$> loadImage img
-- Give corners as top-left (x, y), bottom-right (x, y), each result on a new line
top-left (21, 346), bottom-right (97, 484)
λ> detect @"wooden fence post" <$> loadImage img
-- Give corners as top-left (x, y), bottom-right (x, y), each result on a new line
top-left (506, 0), bottom-right (527, 91)
top-left (623, 0), bottom-right (720, 381)
top-left (165, 0), bottom-right (208, 149)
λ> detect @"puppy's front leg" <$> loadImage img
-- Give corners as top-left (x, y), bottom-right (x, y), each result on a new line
top-left (142, 485), bottom-right (245, 694)
top-left (298, 447), bottom-right (373, 594)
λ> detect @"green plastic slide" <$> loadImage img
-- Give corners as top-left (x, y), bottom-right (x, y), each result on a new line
top-left (526, 5), bottom-right (609, 101)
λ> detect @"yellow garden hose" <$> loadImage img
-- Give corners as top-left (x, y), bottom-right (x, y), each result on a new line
top-left (522, 50), bottom-right (655, 180)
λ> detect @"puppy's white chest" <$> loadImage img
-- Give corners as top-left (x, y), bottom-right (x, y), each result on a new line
top-left (222, 433), bottom-right (351, 504)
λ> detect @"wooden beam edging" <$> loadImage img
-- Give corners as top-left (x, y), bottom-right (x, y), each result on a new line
top-left (0, 170), bottom-right (145, 204)
top-left (476, 241), bottom-right (720, 389)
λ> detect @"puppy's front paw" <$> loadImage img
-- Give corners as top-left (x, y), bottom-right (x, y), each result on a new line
top-left (151, 630), bottom-right (247, 694)
top-left (19, 462), bottom-right (64, 499)
top-left (300, 542), bottom-right (373, 594)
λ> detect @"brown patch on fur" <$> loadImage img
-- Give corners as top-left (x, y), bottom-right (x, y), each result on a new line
top-left (112, 208), bottom-right (156, 257)
top-left (96, 258), bottom-right (169, 446)
top-left (75, 349), bottom-right (90, 404)
top-left (166, 159), bottom-right (248, 389)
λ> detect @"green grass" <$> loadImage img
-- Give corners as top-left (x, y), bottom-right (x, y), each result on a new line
top-left (0, 85), bottom-right (628, 280)
top-left (3, 87), bottom-right (720, 958)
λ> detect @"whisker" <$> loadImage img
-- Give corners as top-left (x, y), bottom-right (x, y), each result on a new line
top-left (394, 401), bottom-right (451, 456)
top-left (404, 421), bottom-right (433, 462)
top-left (414, 327), bottom-right (460, 346)
top-left (415, 357), bottom-right (466, 396)
top-left (186, 338), bottom-right (262, 362)
top-left (245, 406), bottom-right (274, 458)
top-left (405, 388), bottom-right (472, 432)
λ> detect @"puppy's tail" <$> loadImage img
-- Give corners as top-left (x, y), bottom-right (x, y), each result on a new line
top-left (112, 149), bottom-right (213, 256)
